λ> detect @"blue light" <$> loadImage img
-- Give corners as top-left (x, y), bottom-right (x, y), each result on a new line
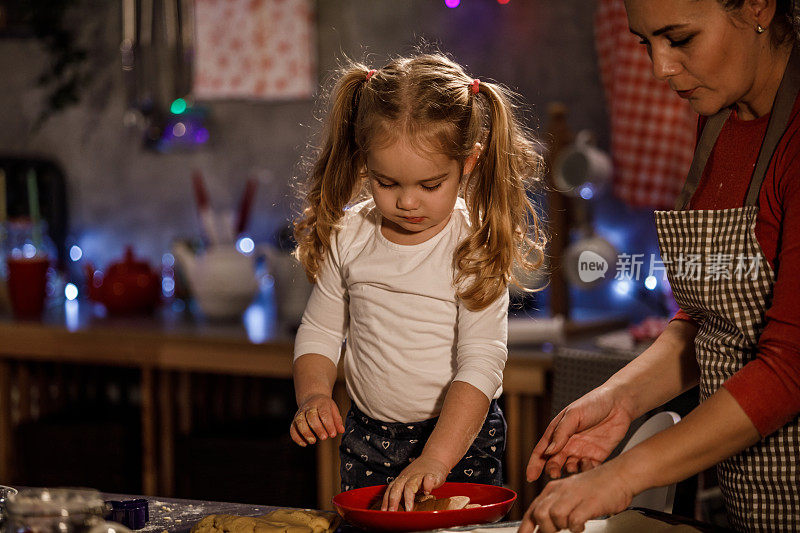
top-left (237, 237), bottom-right (255, 255)
top-left (69, 245), bottom-right (83, 262)
top-left (162, 277), bottom-right (175, 297)
top-left (579, 184), bottom-right (595, 200)
top-left (65, 283), bottom-right (79, 301)
top-left (244, 304), bottom-right (268, 343)
top-left (65, 299), bottom-right (80, 332)
top-left (162, 252), bottom-right (175, 268)
top-left (22, 243), bottom-right (36, 258)
top-left (645, 275), bottom-right (658, 291)
top-left (445, 0), bottom-right (460, 7)
top-left (613, 280), bottom-right (631, 297)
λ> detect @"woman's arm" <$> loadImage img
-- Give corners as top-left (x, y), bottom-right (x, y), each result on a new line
top-left (528, 318), bottom-right (699, 481)
top-left (381, 380), bottom-right (490, 511)
top-left (607, 318), bottom-right (700, 418)
top-left (620, 386), bottom-right (760, 493)
top-left (520, 386), bottom-right (760, 533)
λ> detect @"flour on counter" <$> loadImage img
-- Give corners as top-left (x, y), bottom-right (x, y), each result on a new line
top-left (137, 501), bottom-right (213, 533)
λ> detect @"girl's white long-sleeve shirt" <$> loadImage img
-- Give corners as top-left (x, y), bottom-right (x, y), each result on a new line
top-left (294, 198), bottom-right (508, 423)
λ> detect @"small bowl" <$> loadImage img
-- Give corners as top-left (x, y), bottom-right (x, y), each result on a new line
top-left (0, 486), bottom-right (18, 522)
top-left (332, 482), bottom-right (516, 532)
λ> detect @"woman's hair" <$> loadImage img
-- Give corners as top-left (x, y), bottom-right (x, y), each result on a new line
top-left (294, 53), bottom-right (546, 310)
top-left (718, 0), bottom-right (798, 46)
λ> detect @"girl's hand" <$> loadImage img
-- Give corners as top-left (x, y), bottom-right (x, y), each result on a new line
top-left (527, 386), bottom-right (634, 481)
top-left (290, 394), bottom-right (345, 446)
top-left (381, 455), bottom-right (450, 512)
top-left (518, 463), bottom-right (635, 533)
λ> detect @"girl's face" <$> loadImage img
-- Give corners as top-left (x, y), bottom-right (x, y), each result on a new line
top-left (366, 140), bottom-right (475, 245)
top-left (625, 0), bottom-right (766, 118)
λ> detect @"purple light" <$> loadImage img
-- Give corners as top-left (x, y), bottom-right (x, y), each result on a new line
top-left (194, 127), bottom-right (210, 144)
top-left (445, 0), bottom-right (460, 7)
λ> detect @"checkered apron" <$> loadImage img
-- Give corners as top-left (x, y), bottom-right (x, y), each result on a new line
top-left (654, 45), bottom-right (800, 532)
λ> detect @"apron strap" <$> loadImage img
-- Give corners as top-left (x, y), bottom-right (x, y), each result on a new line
top-left (674, 108), bottom-right (730, 210)
top-left (675, 43), bottom-right (800, 211)
top-left (745, 44), bottom-right (800, 206)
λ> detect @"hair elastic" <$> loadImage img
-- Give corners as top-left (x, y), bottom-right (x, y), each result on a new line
top-left (366, 69), bottom-right (377, 81)
top-left (471, 79), bottom-right (480, 94)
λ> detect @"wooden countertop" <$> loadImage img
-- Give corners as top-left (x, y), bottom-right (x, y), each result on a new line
top-left (0, 297), bottom-right (553, 385)
top-left (0, 297), bottom-right (557, 515)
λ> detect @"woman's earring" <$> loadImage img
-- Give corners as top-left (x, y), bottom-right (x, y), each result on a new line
top-left (756, 24), bottom-right (766, 34)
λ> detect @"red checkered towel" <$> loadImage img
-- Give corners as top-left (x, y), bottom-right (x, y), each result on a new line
top-left (194, 0), bottom-right (316, 100)
top-left (594, 0), bottom-right (696, 209)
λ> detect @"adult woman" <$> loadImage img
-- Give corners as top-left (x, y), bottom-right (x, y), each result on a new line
top-left (520, 1), bottom-right (800, 532)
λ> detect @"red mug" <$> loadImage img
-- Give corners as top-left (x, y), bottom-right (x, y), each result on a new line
top-left (7, 255), bottom-right (50, 319)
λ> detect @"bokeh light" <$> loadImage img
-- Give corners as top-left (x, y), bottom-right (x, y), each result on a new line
top-left (170, 98), bottom-right (187, 114)
top-left (613, 279), bottom-right (631, 297)
top-left (237, 237), bottom-right (255, 255)
top-left (70, 245), bottom-right (83, 262)
top-left (65, 283), bottom-right (79, 301)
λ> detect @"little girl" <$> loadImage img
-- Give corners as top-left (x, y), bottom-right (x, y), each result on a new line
top-left (290, 53), bottom-right (545, 512)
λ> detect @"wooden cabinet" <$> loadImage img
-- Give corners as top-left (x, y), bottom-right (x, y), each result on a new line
top-left (0, 312), bottom-right (551, 516)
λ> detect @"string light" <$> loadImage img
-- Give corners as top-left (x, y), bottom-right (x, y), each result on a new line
top-left (65, 283), bottom-right (79, 301)
top-left (69, 245), bottom-right (83, 261)
top-left (445, 0), bottom-right (460, 7)
top-left (613, 279), bottom-right (631, 297)
top-left (162, 277), bottom-right (175, 297)
top-left (236, 237), bottom-right (255, 255)
top-left (170, 98), bottom-right (188, 114)
top-left (172, 122), bottom-right (187, 137)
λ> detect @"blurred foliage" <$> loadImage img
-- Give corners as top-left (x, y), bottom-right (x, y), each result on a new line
top-left (20, 0), bottom-right (93, 130)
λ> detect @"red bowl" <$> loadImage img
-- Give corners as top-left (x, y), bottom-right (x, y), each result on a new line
top-left (332, 482), bottom-right (516, 532)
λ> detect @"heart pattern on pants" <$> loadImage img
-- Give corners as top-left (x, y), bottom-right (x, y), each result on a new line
top-left (339, 402), bottom-right (505, 491)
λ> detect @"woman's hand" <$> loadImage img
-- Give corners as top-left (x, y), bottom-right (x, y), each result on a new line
top-left (381, 455), bottom-right (450, 511)
top-left (527, 386), bottom-right (635, 481)
top-left (518, 463), bottom-right (635, 533)
top-left (290, 393), bottom-right (345, 446)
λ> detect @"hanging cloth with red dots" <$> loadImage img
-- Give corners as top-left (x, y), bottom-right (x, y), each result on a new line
top-left (594, 0), bottom-right (696, 209)
top-left (194, 0), bottom-right (316, 100)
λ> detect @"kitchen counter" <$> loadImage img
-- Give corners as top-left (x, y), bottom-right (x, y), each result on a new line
top-left (100, 491), bottom-right (523, 533)
top-left (95, 492), bottom-right (731, 533)
top-left (0, 297), bottom-right (553, 517)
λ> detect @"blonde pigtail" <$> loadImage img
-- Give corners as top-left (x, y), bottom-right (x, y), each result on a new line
top-left (294, 66), bottom-right (372, 281)
top-left (456, 81), bottom-right (546, 310)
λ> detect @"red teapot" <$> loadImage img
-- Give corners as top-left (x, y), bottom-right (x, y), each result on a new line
top-left (84, 246), bottom-right (161, 315)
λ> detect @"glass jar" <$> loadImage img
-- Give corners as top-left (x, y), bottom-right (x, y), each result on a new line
top-left (2, 219), bottom-right (57, 319)
top-left (0, 485), bottom-right (18, 531)
top-left (4, 488), bottom-right (108, 533)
